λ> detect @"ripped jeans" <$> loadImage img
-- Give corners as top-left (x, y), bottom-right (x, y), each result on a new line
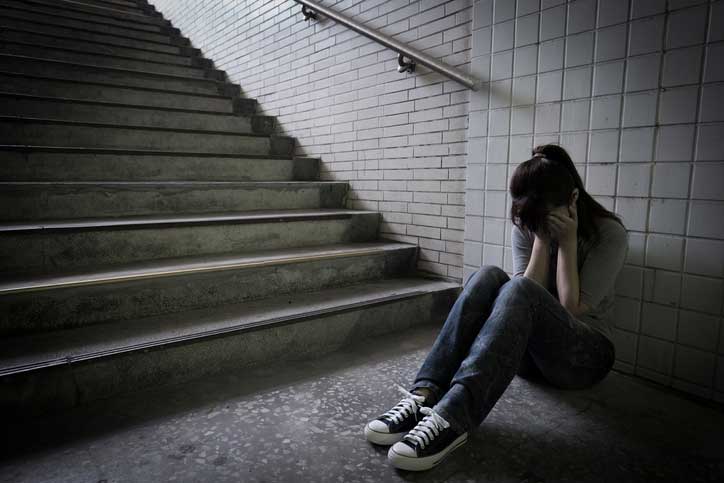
top-left (410, 265), bottom-right (616, 435)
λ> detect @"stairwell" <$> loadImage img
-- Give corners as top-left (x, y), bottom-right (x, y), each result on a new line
top-left (0, 0), bottom-right (462, 414)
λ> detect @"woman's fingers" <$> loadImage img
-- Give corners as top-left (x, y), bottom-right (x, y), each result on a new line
top-left (546, 215), bottom-right (564, 237)
top-left (547, 213), bottom-right (567, 229)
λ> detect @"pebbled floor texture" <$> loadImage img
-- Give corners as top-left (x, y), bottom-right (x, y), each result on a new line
top-left (1, 322), bottom-right (723, 483)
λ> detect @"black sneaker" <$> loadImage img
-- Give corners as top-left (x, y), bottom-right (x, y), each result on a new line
top-left (387, 406), bottom-right (468, 471)
top-left (364, 384), bottom-right (434, 446)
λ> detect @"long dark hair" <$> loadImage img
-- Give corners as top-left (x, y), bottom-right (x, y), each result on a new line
top-left (509, 144), bottom-right (624, 243)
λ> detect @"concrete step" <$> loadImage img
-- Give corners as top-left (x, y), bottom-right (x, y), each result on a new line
top-left (69, 0), bottom-right (148, 15)
top-left (0, 93), bottom-right (274, 134)
top-left (0, 54), bottom-right (239, 97)
top-left (0, 147), bottom-right (320, 182)
top-left (43, 0), bottom-right (158, 21)
top-left (0, 240), bottom-right (412, 334)
top-left (0, 27), bottom-right (198, 66)
top-left (0, 274), bottom-right (459, 413)
top-left (0, 209), bottom-right (378, 277)
top-left (0, 14), bottom-right (186, 54)
top-left (0, 72), bottom-right (240, 113)
top-left (0, 180), bottom-right (348, 220)
top-left (4, 0), bottom-right (167, 31)
top-left (0, 117), bottom-right (292, 154)
top-left (0, 40), bottom-right (217, 78)
top-left (0, 7), bottom-right (182, 45)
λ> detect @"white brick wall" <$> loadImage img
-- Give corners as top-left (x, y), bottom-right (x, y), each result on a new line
top-left (466, 0), bottom-right (724, 403)
top-left (149, 0), bottom-right (475, 281)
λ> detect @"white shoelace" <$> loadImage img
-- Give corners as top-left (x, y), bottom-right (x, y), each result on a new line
top-left (382, 384), bottom-right (426, 424)
top-left (403, 406), bottom-right (450, 449)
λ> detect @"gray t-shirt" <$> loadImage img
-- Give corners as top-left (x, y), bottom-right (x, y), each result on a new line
top-left (511, 216), bottom-right (629, 342)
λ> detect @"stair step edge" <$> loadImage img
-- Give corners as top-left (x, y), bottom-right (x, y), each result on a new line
top-left (0, 54), bottom-right (226, 85)
top-left (0, 71), bottom-right (239, 101)
top-left (0, 25), bottom-right (197, 59)
top-left (0, 38), bottom-right (204, 70)
top-left (0, 92), bottom-right (262, 118)
top-left (0, 208), bottom-right (373, 234)
top-left (0, 116), bottom-right (288, 138)
top-left (0, 15), bottom-right (185, 49)
top-left (51, 0), bottom-right (162, 22)
top-left (0, 145), bottom-right (297, 159)
top-left (2, 1), bottom-right (169, 33)
top-left (0, 181), bottom-right (344, 187)
top-left (0, 241), bottom-right (411, 294)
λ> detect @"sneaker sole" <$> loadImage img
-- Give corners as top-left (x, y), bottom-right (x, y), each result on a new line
top-left (387, 432), bottom-right (468, 471)
top-left (364, 422), bottom-right (408, 446)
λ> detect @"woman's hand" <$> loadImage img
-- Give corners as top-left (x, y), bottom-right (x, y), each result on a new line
top-left (545, 192), bottom-right (578, 248)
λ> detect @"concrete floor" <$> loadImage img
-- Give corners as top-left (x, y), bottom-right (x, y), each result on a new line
top-left (1, 322), bottom-right (724, 483)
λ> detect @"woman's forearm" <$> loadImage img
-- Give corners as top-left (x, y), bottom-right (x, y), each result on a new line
top-left (556, 240), bottom-right (580, 313)
top-left (524, 236), bottom-right (550, 289)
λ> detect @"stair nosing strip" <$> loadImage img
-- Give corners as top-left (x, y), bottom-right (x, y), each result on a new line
top-left (54, 0), bottom-right (159, 21)
top-left (0, 14), bottom-right (179, 49)
top-left (32, 0), bottom-right (160, 21)
top-left (0, 244), bottom-right (412, 295)
top-left (0, 180), bottom-right (348, 188)
top-left (0, 71), bottom-right (235, 101)
top-left (1, 3), bottom-right (167, 35)
top-left (0, 145), bottom-right (297, 159)
top-left (66, 0), bottom-right (145, 13)
top-left (0, 92), bottom-right (249, 119)
top-left (0, 286), bottom-right (437, 377)
top-left (0, 210), bottom-right (374, 233)
top-left (0, 54), bottom-right (224, 86)
top-left (0, 116), bottom-right (286, 139)
top-left (0, 25), bottom-right (193, 59)
top-left (0, 38), bottom-right (204, 71)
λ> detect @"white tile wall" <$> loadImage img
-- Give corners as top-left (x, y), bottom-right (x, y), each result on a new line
top-left (626, 53), bottom-right (661, 91)
top-left (628, 15), bottom-right (665, 56)
top-left (593, 60), bottom-right (625, 96)
top-left (649, 199), bottom-right (688, 234)
top-left (651, 163), bottom-right (691, 198)
top-left (678, 309), bottom-right (720, 351)
top-left (692, 163), bottom-right (724, 199)
top-left (596, 24), bottom-right (628, 61)
top-left (674, 346), bottom-right (716, 387)
top-left (662, 46), bottom-right (703, 87)
top-left (462, 0), bottom-right (724, 403)
top-left (652, 269), bottom-right (682, 306)
top-left (641, 302), bottom-right (678, 340)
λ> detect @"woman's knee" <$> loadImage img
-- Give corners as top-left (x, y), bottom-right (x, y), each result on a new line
top-left (496, 275), bottom-right (538, 302)
top-left (464, 265), bottom-right (509, 292)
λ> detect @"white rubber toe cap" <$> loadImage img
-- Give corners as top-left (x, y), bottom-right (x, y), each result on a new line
top-left (367, 419), bottom-right (389, 433)
top-left (389, 441), bottom-right (416, 458)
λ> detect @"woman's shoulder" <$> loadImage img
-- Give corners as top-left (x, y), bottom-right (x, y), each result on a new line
top-left (512, 223), bottom-right (534, 242)
top-left (592, 216), bottom-right (628, 246)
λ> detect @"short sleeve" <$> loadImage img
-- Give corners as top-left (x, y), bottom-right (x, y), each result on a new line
top-left (511, 224), bottom-right (534, 278)
top-left (579, 220), bottom-right (629, 309)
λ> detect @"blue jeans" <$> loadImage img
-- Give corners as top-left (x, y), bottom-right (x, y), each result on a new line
top-left (410, 265), bottom-right (616, 435)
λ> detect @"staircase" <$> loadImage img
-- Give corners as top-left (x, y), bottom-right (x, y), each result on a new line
top-left (0, 0), bottom-right (461, 414)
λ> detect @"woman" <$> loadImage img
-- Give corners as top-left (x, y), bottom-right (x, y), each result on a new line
top-left (364, 144), bottom-right (628, 472)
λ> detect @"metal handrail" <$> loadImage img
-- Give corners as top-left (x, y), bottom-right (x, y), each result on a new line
top-left (293, 0), bottom-right (478, 91)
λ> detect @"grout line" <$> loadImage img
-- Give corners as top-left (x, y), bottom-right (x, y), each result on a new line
top-left (686, 0), bottom-right (719, 397)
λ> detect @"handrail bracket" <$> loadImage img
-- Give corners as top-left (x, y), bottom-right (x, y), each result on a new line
top-left (397, 53), bottom-right (415, 74)
top-left (301, 5), bottom-right (317, 21)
